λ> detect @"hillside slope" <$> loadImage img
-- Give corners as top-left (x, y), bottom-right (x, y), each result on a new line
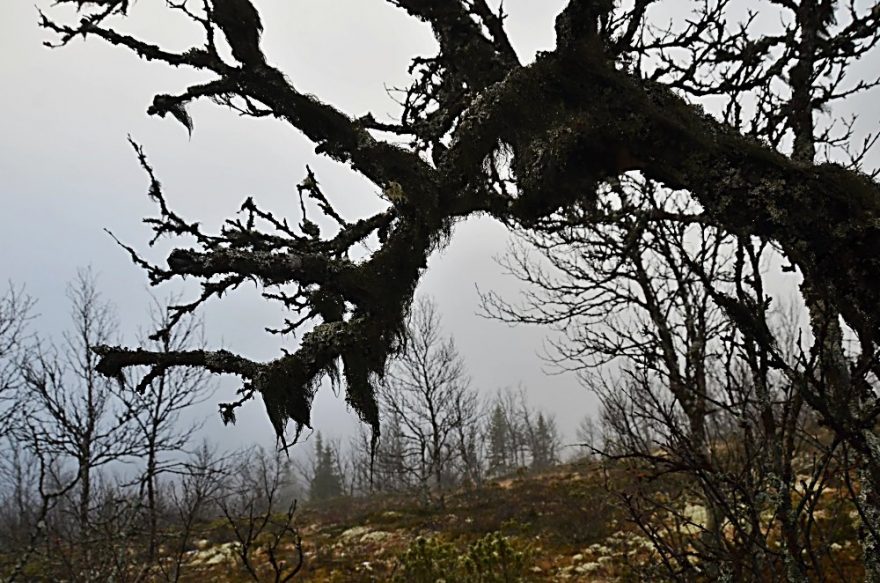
top-left (175, 460), bottom-right (864, 581)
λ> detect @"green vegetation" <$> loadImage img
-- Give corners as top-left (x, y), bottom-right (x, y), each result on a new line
top-left (394, 532), bottom-right (531, 582)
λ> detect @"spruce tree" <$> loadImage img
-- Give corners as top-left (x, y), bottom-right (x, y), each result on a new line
top-left (530, 413), bottom-right (558, 471)
top-left (309, 433), bottom-right (342, 501)
top-left (486, 404), bottom-right (509, 477)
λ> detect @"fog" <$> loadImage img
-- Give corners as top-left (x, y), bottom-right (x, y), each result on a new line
top-left (1, 0), bottom-right (599, 453)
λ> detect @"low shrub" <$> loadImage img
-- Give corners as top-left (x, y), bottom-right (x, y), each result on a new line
top-left (393, 531), bottom-right (531, 582)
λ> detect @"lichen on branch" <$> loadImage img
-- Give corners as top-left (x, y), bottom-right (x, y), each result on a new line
top-left (38, 0), bottom-right (880, 444)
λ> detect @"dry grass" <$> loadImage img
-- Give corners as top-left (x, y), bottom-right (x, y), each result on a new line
top-left (148, 460), bottom-right (865, 581)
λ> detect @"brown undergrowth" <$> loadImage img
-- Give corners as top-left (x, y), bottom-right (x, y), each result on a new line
top-left (155, 460), bottom-right (865, 581)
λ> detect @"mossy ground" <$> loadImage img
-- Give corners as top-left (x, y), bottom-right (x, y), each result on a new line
top-left (6, 460), bottom-right (863, 581)
top-left (181, 459), bottom-right (866, 581)
top-left (164, 461), bottom-right (630, 581)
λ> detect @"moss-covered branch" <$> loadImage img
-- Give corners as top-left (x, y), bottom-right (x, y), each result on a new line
top-left (38, 0), bottom-right (880, 443)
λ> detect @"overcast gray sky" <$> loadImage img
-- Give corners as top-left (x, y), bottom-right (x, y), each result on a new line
top-left (0, 0), bottom-right (605, 452)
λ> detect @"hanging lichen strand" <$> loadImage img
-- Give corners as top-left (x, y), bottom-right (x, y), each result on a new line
top-left (43, 0), bottom-right (880, 446)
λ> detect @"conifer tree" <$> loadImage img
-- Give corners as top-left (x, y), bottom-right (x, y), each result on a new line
top-left (486, 404), bottom-right (509, 477)
top-left (529, 413), bottom-right (559, 471)
top-left (308, 433), bottom-right (342, 502)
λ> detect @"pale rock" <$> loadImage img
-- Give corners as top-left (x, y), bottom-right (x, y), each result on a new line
top-left (360, 530), bottom-right (390, 543)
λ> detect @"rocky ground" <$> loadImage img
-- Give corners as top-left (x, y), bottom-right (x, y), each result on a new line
top-left (171, 460), bottom-right (864, 581)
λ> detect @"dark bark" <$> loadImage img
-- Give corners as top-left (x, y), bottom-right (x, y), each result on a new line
top-left (38, 1), bottom-right (880, 473)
